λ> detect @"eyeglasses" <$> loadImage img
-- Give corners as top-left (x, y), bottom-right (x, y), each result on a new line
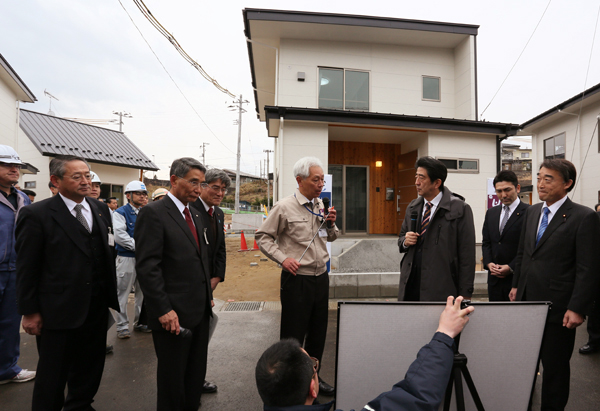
top-left (309, 356), bottom-right (319, 375)
top-left (131, 191), bottom-right (148, 196)
top-left (0, 162), bottom-right (22, 169)
top-left (65, 173), bottom-right (92, 182)
top-left (178, 177), bottom-right (202, 188)
top-left (200, 183), bottom-right (228, 194)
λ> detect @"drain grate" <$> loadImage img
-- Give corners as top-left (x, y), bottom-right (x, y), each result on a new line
top-left (262, 301), bottom-right (281, 311)
top-left (223, 301), bottom-right (263, 312)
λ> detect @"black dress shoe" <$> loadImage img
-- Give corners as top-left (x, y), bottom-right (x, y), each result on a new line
top-left (202, 380), bottom-right (218, 393)
top-left (579, 344), bottom-right (599, 354)
top-left (318, 377), bottom-right (335, 396)
top-left (105, 344), bottom-right (113, 355)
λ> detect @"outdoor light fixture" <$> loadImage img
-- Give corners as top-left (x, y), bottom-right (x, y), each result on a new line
top-left (376, 161), bottom-right (383, 167)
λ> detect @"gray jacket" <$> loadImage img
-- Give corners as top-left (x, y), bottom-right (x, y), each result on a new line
top-left (398, 187), bottom-right (475, 301)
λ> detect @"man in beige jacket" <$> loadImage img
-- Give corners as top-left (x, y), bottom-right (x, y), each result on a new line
top-left (256, 156), bottom-right (338, 396)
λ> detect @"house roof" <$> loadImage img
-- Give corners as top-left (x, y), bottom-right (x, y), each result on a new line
top-left (520, 82), bottom-right (600, 133)
top-left (0, 53), bottom-right (36, 103)
top-left (19, 109), bottom-right (159, 171)
top-left (264, 106), bottom-right (519, 138)
top-left (223, 168), bottom-right (261, 180)
top-left (243, 9), bottom-right (479, 121)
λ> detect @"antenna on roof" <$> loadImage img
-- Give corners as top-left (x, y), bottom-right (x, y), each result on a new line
top-left (44, 89), bottom-right (59, 116)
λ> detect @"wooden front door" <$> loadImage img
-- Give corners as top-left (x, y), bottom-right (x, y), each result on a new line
top-left (397, 151), bottom-right (418, 231)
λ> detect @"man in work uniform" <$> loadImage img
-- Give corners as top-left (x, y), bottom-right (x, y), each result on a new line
top-left (256, 156), bottom-right (338, 396)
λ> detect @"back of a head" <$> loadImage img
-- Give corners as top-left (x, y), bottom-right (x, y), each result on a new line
top-left (415, 156), bottom-right (447, 188)
top-left (255, 339), bottom-right (314, 407)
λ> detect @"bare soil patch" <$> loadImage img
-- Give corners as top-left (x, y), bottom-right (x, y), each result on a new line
top-left (213, 236), bottom-right (281, 301)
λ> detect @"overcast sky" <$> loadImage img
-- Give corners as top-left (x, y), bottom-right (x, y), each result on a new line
top-left (2, 0), bottom-right (598, 178)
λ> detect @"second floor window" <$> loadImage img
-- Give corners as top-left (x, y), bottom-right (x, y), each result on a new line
top-left (544, 133), bottom-right (565, 159)
top-left (319, 68), bottom-right (369, 111)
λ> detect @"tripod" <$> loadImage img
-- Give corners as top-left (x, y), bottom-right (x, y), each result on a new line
top-left (443, 335), bottom-right (485, 411)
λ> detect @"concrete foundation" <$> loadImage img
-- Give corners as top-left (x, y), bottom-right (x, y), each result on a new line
top-left (231, 213), bottom-right (264, 231)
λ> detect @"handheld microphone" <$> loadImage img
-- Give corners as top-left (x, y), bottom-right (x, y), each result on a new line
top-left (322, 197), bottom-right (332, 229)
top-left (410, 210), bottom-right (418, 233)
top-left (178, 327), bottom-right (193, 338)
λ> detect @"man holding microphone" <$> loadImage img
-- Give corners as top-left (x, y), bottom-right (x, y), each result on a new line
top-left (256, 156), bottom-right (338, 396)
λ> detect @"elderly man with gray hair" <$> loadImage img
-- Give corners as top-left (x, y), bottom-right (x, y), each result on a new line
top-left (256, 156), bottom-right (339, 396)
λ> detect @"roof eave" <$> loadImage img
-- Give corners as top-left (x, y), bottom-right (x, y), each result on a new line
top-left (264, 106), bottom-right (519, 136)
top-left (0, 53), bottom-right (37, 103)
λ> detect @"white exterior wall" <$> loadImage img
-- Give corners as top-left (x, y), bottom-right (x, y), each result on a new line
top-left (88, 163), bottom-right (139, 204)
top-left (0, 80), bottom-right (19, 148)
top-left (428, 131), bottom-right (497, 243)
top-left (530, 103), bottom-right (600, 208)
top-left (454, 37), bottom-right (477, 120)
top-left (276, 121), bottom-right (328, 200)
top-left (277, 38), bottom-right (475, 119)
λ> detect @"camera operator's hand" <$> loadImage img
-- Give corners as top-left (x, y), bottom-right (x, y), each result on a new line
top-left (436, 296), bottom-right (474, 338)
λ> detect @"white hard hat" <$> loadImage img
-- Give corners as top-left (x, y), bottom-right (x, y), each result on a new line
top-left (0, 145), bottom-right (23, 165)
top-left (89, 171), bottom-right (102, 184)
top-left (125, 180), bottom-right (147, 193)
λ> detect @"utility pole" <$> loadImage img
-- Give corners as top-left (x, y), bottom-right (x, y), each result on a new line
top-left (112, 111), bottom-right (132, 132)
top-left (200, 142), bottom-right (209, 166)
top-left (228, 95), bottom-right (249, 214)
top-left (264, 149), bottom-right (273, 210)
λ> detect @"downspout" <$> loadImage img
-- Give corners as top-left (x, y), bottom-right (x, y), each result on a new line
top-left (496, 134), bottom-right (509, 173)
top-left (277, 115), bottom-right (284, 201)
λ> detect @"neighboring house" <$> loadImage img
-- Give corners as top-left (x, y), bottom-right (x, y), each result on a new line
top-left (223, 168), bottom-right (262, 184)
top-left (0, 53), bottom-right (38, 176)
top-left (243, 9), bottom-right (518, 237)
top-left (18, 109), bottom-right (159, 203)
top-left (520, 82), bottom-right (600, 208)
top-left (501, 141), bottom-right (532, 204)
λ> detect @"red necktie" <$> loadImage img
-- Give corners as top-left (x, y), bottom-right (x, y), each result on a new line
top-left (183, 207), bottom-right (199, 248)
top-left (208, 207), bottom-right (214, 217)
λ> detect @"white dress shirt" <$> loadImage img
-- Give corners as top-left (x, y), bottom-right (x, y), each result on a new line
top-left (537, 195), bottom-right (569, 233)
top-left (167, 192), bottom-right (195, 227)
top-left (499, 198), bottom-right (521, 231)
top-left (59, 193), bottom-right (93, 231)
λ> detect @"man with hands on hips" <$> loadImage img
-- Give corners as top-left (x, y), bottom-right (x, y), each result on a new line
top-left (256, 156), bottom-right (338, 396)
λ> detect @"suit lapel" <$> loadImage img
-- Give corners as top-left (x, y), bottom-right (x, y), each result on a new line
top-left (535, 199), bottom-right (572, 251)
top-left (164, 196), bottom-right (201, 254)
top-left (50, 195), bottom-right (92, 257)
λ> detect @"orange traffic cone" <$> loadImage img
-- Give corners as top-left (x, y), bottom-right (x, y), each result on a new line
top-left (251, 230), bottom-right (259, 251)
top-left (238, 231), bottom-right (250, 252)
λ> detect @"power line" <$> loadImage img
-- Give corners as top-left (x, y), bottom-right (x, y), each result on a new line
top-left (131, 0), bottom-right (235, 98)
top-left (480, 0), bottom-right (552, 119)
top-left (116, 0), bottom-right (237, 157)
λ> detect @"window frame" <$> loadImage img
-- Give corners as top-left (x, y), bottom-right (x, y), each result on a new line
top-left (436, 157), bottom-right (479, 174)
top-left (544, 132), bottom-right (566, 160)
top-left (318, 67), bottom-right (370, 111)
top-left (422, 75), bottom-right (441, 102)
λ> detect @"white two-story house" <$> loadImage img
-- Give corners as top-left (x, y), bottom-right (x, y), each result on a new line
top-left (243, 9), bottom-right (518, 239)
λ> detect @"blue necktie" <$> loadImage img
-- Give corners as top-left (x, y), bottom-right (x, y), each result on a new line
top-left (536, 207), bottom-right (550, 246)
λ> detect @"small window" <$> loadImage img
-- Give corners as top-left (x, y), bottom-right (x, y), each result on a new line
top-left (319, 67), bottom-right (369, 111)
top-left (423, 76), bottom-right (440, 101)
top-left (437, 157), bottom-right (479, 173)
top-left (521, 152), bottom-right (530, 158)
top-left (544, 133), bottom-right (565, 159)
top-left (24, 181), bottom-right (36, 189)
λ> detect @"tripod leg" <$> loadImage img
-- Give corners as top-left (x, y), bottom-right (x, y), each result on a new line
top-left (460, 364), bottom-right (485, 411)
top-left (454, 367), bottom-right (466, 411)
top-left (443, 374), bottom-right (454, 411)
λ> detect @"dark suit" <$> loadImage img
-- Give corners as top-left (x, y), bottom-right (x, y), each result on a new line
top-left (513, 198), bottom-right (600, 410)
top-left (15, 195), bottom-right (118, 411)
top-left (482, 200), bottom-right (529, 301)
top-left (192, 199), bottom-right (226, 282)
top-left (135, 194), bottom-right (212, 411)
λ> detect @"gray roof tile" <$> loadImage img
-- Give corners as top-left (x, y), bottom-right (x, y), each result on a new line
top-left (20, 109), bottom-right (158, 171)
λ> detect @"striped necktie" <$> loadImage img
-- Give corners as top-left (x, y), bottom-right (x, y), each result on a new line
top-left (499, 205), bottom-right (510, 235)
top-left (420, 202), bottom-right (433, 235)
top-left (536, 207), bottom-right (550, 246)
